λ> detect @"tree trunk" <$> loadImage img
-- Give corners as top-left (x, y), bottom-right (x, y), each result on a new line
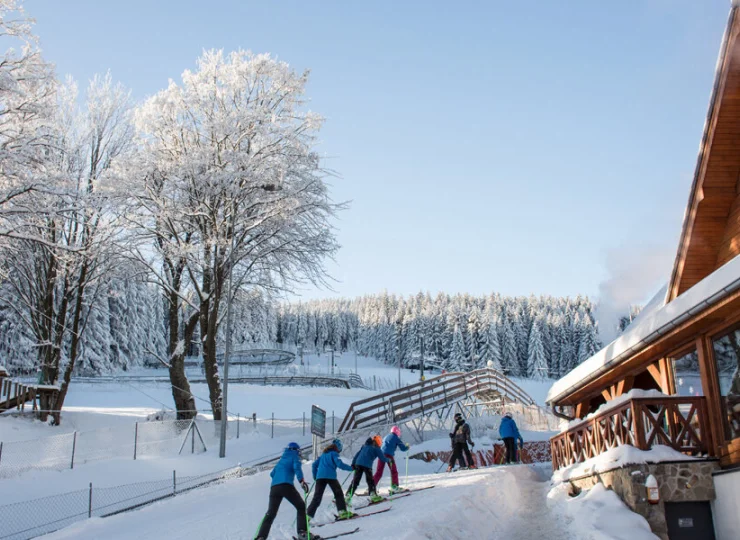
top-left (168, 289), bottom-right (197, 420)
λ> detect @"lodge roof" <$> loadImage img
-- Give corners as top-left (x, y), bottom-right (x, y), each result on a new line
top-left (547, 6), bottom-right (740, 406)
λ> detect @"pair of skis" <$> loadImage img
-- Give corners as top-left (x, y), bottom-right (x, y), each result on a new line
top-left (293, 526), bottom-right (360, 540)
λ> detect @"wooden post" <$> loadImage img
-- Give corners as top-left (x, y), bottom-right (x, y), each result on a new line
top-left (631, 401), bottom-right (646, 450)
top-left (696, 335), bottom-right (723, 456)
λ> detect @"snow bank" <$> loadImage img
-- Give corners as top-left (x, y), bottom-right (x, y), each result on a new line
top-left (547, 482), bottom-right (659, 540)
top-left (552, 444), bottom-right (698, 482)
top-left (563, 389), bottom-right (668, 431)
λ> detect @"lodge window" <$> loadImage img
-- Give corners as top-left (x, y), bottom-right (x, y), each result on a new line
top-left (711, 328), bottom-right (740, 440)
top-left (670, 348), bottom-right (703, 397)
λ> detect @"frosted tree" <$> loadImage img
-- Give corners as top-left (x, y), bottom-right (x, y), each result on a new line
top-left (133, 50), bottom-right (341, 419)
top-left (527, 317), bottom-right (548, 379)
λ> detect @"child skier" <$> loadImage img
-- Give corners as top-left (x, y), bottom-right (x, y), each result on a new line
top-left (346, 435), bottom-right (389, 504)
top-left (307, 439), bottom-right (355, 521)
top-left (255, 442), bottom-right (317, 540)
top-left (499, 412), bottom-right (524, 464)
top-left (373, 426), bottom-right (409, 494)
top-left (447, 412), bottom-right (476, 472)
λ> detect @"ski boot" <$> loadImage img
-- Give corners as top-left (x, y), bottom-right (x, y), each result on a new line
top-left (389, 484), bottom-right (407, 495)
top-left (336, 510), bottom-right (356, 521)
top-left (446, 465), bottom-right (453, 473)
top-left (369, 490), bottom-right (384, 504)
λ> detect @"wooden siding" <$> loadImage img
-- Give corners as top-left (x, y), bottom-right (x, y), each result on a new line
top-left (670, 11), bottom-right (740, 300)
top-left (717, 189), bottom-right (740, 266)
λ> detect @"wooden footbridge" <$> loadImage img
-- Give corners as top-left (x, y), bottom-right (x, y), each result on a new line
top-left (338, 367), bottom-right (536, 433)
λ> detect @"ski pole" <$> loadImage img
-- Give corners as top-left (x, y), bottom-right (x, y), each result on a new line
top-left (405, 452), bottom-right (409, 485)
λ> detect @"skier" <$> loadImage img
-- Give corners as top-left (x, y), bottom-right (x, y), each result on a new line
top-left (499, 412), bottom-right (524, 464)
top-left (446, 412), bottom-right (476, 472)
top-left (307, 439), bottom-right (355, 521)
top-left (347, 435), bottom-right (389, 504)
top-left (255, 442), bottom-right (316, 540)
top-left (373, 426), bottom-right (410, 494)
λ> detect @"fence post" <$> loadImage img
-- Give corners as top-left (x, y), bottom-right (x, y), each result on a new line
top-left (0, 441), bottom-right (3, 465)
top-left (373, 375), bottom-right (377, 390)
top-left (134, 422), bottom-right (138, 460)
top-left (332, 411), bottom-right (335, 434)
top-left (173, 470), bottom-right (177, 494)
top-left (253, 412), bottom-right (257, 429)
top-left (88, 483), bottom-right (92, 518)
top-left (303, 412), bottom-right (306, 436)
top-left (271, 412), bottom-right (274, 438)
top-left (71, 431), bottom-right (77, 469)
top-left (237, 413), bottom-right (240, 439)
top-left (191, 422), bottom-right (195, 454)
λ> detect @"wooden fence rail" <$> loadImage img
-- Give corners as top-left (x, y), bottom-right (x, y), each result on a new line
top-left (550, 396), bottom-right (712, 470)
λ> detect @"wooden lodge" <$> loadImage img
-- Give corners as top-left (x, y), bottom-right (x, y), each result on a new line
top-left (546, 7), bottom-right (740, 539)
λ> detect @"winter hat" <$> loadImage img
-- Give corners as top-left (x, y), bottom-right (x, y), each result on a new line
top-left (287, 442), bottom-right (301, 451)
top-left (504, 412), bottom-right (513, 418)
top-left (390, 426), bottom-right (401, 437)
top-left (333, 438), bottom-right (343, 452)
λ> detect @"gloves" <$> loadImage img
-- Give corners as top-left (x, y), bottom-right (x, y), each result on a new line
top-left (301, 480), bottom-right (309, 494)
top-left (470, 442), bottom-right (475, 447)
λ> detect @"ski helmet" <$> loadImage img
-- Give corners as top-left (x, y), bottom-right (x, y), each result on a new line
top-left (454, 412), bottom-right (464, 422)
top-left (373, 435), bottom-right (383, 447)
top-left (287, 442), bottom-right (301, 451)
top-left (391, 426), bottom-right (401, 437)
top-left (333, 438), bottom-right (343, 452)
top-left (504, 412), bottom-right (513, 419)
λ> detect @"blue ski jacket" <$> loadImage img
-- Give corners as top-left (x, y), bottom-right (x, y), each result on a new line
top-left (312, 450), bottom-right (353, 480)
top-left (499, 417), bottom-right (523, 442)
top-left (270, 449), bottom-right (304, 487)
top-left (381, 433), bottom-right (409, 457)
top-left (352, 439), bottom-right (390, 469)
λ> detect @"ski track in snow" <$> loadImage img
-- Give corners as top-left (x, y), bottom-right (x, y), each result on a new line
top-left (409, 466), bottom-right (573, 540)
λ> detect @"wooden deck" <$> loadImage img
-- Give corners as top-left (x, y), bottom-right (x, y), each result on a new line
top-left (0, 372), bottom-right (59, 413)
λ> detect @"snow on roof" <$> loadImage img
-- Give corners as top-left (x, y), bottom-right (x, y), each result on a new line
top-left (547, 254), bottom-right (740, 405)
top-left (629, 284), bottom-right (668, 328)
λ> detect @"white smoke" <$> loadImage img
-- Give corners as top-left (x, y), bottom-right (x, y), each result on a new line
top-left (594, 245), bottom-right (674, 345)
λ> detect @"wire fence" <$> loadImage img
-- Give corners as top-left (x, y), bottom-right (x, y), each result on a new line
top-left (0, 411), bottom-right (343, 480)
top-left (0, 458), bottom-right (272, 540)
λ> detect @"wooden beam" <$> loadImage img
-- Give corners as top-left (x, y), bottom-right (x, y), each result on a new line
top-left (646, 364), bottom-right (663, 386)
top-left (615, 375), bottom-right (635, 397)
top-left (658, 358), bottom-right (673, 394)
top-left (601, 389), bottom-right (613, 402)
top-left (575, 402), bottom-right (590, 419)
top-left (696, 335), bottom-right (724, 456)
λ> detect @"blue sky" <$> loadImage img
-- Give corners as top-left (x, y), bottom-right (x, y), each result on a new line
top-left (29, 0), bottom-right (731, 301)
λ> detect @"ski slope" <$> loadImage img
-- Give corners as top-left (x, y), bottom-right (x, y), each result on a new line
top-left (41, 459), bottom-right (657, 540)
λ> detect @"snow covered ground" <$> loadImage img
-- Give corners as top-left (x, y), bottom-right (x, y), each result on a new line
top-left (41, 458), bottom-right (657, 540)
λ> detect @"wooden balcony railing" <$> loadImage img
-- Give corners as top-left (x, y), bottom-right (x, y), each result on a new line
top-left (550, 396), bottom-right (713, 470)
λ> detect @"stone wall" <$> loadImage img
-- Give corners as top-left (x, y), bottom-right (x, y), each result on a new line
top-left (565, 460), bottom-right (719, 540)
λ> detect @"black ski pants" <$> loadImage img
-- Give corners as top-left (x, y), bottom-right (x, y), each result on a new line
top-left (449, 442), bottom-right (468, 468)
top-left (462, 442), bottom-right (474, 467)
top-left (503, 437), bottom-right (517, 463)
top-left (307, 478), bottom-right (346, 517)
top-left (256, 483), bottom-right (307, 539)
top-left (347, 466), bottom-right (376, 497)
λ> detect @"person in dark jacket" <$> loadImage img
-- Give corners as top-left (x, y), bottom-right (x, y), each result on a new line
top-left (447, 412), bottom-right (476, 472)
top-left (255, 442), bottom-right (316, 540)
top-left (347, 435), bottom-right (389, 503)
top-left (372, 426), bottom-right (410, 493)
top-left (306, 439), bottom-right (354, 521)
top-left (499, 412), bottom-right (524, 464)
